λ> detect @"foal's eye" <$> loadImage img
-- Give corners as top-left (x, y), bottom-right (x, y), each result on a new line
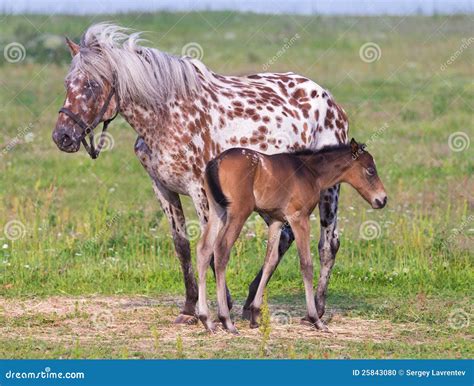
top-left (366, 167), bottom-right (376, 176)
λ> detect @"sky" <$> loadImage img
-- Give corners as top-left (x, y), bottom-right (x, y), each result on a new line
top-left (0, 0), bottom-right (472, 15)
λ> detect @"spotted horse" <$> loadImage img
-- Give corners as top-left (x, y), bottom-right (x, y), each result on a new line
top-left (52, 24), bottom-right (349, 325)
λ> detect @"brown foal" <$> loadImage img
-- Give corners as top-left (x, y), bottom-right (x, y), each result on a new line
top-left (197, 138), bottom-right (387, 334)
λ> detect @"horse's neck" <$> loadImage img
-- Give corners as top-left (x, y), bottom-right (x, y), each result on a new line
top-left (119, 98), bottom-right (173, 143)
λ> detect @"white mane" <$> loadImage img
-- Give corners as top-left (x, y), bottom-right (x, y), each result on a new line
top-left (67, 23), bottom-right (202, 111)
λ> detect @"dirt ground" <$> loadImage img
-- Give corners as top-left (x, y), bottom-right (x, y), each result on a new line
top-left (0, 295), bottom-right (433, 359)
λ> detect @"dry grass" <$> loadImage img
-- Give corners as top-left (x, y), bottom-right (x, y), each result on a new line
top-left (0, 295), bottom-right (448, 359)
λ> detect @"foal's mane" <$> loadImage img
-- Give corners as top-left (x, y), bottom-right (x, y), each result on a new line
top-left (291, 144), bottom-right (352, 157)
top-left (67, 23), bottom-right (202, 112)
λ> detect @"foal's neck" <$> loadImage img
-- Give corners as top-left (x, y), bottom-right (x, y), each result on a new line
top-left (301, 147), bottom-right (353, 190)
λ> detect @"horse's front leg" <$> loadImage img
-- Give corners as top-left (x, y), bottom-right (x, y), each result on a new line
top-left (135, 138), bottom-right (198, 324)
top-left (316, 185), bottom-right (341, 318)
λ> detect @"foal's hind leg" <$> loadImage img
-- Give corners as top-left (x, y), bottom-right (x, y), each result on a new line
top-left (249, 219), bottom-right (283, 328)
top-left (197, 204), bottom-right (225, 332)
top-left (214, 212), bottom-right (249, 334)
top-left (290, 216), bottom-right (327, 331)
top-left (189, 187), bottom-right (233, 311)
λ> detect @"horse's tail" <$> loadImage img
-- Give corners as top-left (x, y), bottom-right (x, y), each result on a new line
top-left (205, 158), bottom-right (229, 208)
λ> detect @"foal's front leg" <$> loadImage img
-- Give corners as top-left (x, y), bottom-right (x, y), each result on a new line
top-left (290, 216), bottom-right (327, 331)
top-left (249, 219), bottom-right (283, 328)
top-left (242, 217), bottom-right (294, 319)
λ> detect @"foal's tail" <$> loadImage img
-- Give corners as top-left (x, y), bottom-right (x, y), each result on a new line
top-left (205, 158), bottom-right (230, 208)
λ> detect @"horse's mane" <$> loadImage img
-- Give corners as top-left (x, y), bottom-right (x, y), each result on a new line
top-left (67, 23), bottom-right (202, 112)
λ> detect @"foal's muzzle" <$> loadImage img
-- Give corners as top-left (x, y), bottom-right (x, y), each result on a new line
top-left (373, 195), bottom-right (388, 209)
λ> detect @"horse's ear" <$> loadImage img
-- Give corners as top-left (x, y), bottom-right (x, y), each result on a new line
top-left (350, 138), bottom-right (359, 156)
top-left (65, 37), bottom-right (80, 57)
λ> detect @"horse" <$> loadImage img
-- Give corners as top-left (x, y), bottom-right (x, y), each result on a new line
top-left (197, 139), bottom-right (387, 334)
top-left (52, 23), bottom-right (350, 325)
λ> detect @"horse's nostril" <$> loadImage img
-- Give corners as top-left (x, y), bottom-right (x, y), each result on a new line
top-left (61, 134), bottom-right (73, 147)
top-left (383, 196), bottom-right (388, 205)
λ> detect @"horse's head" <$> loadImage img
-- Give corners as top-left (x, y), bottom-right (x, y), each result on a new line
top-left (347, 138), bottom-right (387, 209)
top-left (52, 37), bottom-right (119, 158)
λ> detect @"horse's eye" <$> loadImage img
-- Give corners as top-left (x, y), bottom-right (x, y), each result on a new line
top-left (87, 81), bottom-right (99, 89)
top-left (366, 167), bottom-right (376, 176)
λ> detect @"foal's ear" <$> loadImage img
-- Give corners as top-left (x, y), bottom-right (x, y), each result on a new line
top-left (65, 37), bottom-right (80, 57)
top-left (350, 138), bottom-right (359, 156)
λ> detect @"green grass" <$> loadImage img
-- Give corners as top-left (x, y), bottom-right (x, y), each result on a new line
top-left (0, 12), bottom-right (472, 358)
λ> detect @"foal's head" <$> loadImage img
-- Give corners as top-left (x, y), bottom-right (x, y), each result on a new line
top-left (52, 36), bottom-right (119, 154)
top-left (344, 138), bottom-right (387, 209)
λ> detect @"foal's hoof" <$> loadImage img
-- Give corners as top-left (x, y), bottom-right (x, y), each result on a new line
top-left (242, 307), bottom-right (252, 320)
top-left (226, 326), bottom-right (240, 335)
top-left (174, 313), bottom-right (198, 325)
top-left (315, 321), bottom-right (329, 332)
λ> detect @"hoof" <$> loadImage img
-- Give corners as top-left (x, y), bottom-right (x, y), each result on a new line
top-left (242, 307), bottom-right (252, 320)
top-left (249, 321), bottom-right (259, 329)
top-left (199, 315), bottom-right (216, 333)
top-left (174, 313), bottom-right (198, 325)
top-left (315, 321), bottom-right (329, 332)
top-left (227, 326), bottom-right (240, 335)
top-left (300, 316), bottom-right (329, 332)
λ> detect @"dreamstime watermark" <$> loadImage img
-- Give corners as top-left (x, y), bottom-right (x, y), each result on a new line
top-left (352, 123), bottom-right (388, 160)
top-left (3, 42), bottom-right (26, 63)
top-left (1, 123), bottom-right (34, 157)
top-left (448, 308), bottom-right (470, 330)
top-left (359, 42), bottom-right (382, 63)
top-left (271, 309), bottom-right (292, 325)
top-left (91, 309), bottom-right (115, 329)
top-left (448, 131), bottom-right (470, 152)
top-left (181, 42), bottom-right (204, 60)
top-left (359, 220), bottom-right (381, 240)
top-left (186, 219), bottom-right (202, 242)
top-left (271, 131), bottom-right (293, 150)
top-left (88, 212), bottom-right (121, 245)
top-left (445, 214), bottom-right (473, 247)
top-left (262, 33), bottom-right (300, 71)
top-left (93, 131), bottom-right (115, 152)
top-left (3, 220), bottom-right (26, 241)
top-left (440, 37), bottom-right (474, 71)
top-left (5, 367), bottom-right (85, 380)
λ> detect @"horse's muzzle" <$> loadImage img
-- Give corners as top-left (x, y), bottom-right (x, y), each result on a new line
top-left (52, 126), bottom-right (81, 153)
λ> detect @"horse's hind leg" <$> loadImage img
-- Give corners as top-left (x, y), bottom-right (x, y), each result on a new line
top-left (214, 211), bottom-right (249, 334)
top-left (243, 218), bottom-right (295, 319)
top-left (249, 219), bottom-right (283, 328)
top-left (316, 185), bottom-right (341, 318)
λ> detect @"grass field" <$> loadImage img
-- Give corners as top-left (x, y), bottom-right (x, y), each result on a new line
top-left (0, 12), bottom-right (472, 359)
